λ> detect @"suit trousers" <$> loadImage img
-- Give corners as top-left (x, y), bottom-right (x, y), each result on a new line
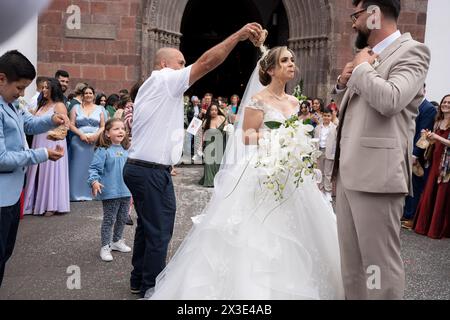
top-left (317, 152), bottom-right (334, 193)
top-left (0, 200), bottom-right (21, 287)
top-left (335, 173), bottom-right (405, 300)
top-left (123, 163), bottom-right (176, 297)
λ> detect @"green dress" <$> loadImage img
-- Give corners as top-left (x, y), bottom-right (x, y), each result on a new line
top-left (199, 120), bottom-right (226, 187)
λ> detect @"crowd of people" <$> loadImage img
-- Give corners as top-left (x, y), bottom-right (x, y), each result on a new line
top-left (5, 67), bottom-right (142, 263)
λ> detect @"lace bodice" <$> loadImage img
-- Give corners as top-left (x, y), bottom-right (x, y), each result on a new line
top-left (246, 98), bottom-right (299, 128)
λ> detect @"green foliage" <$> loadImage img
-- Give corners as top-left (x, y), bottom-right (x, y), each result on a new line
top-left (264, 121), bottom-right (283, 129)
top-left (293, 80), bottom-right (307, 102)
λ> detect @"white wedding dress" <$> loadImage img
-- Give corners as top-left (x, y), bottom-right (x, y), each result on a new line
top-left (150, 98), bottom-right (345, 300)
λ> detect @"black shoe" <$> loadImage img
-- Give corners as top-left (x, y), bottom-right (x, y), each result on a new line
top-left (126, 215), bottom-right (134, 226)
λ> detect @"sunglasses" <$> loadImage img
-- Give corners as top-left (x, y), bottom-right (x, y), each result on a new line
top-left (350, 8), bottom-right (367, 23)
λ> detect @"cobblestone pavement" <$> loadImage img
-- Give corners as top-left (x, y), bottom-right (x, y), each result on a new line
top-left (0, 166), bottom-right (448, 300)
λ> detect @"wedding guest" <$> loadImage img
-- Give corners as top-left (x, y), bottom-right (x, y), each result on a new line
top-left (414, 94), bottom-right (450, 239)
top-left (27, 76), bottom-right (47, 113)
top-left (96, 93), bottom-right (107, 107)
top-left (298, 100), bottom-right (312, 124)
top-left (188, 96), bottom-right (202, 159)
top-left (402, 85), bottom-right (437, 229)
top-left (69, 86), bottom-right (105, 201)
top-left (88, 118), bottom-right (132, 261)
top-left (314, 108), bottom-right (337, 203)
top-left (25, 76), bottom-right (47, 146)
top-left (0, 50), bottom-right (67, 286)
top-left (227, 94), bottom-right (240, 124)
top-left (311, 98), bottom-right (324, 127)
top-left (96, 93), bottom-right (109, 120)
top-left (200, 93), bottom-right (213, 119)
top-left (328, 99), bottom-right (339, 112)
top-left (124, 81), bottom-right (143, 139)
top-left (105, 94), bottom-right (120, 119)
top-left (113, 95), bottom-right (131, 120)
top-left (55, 70), bottom-right (70, 103)
top-left (331, 108), bottom-right (340, 126)
top-left (24, 78), bottom-right (70, 217)
top-left (67, 82), bottom-right (88, 113)
top-left (119, 89), bottom-right (129, 99)
top-left (199, 103), bottom-right (227, 187)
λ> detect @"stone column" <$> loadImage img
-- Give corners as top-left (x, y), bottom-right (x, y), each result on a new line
top-left (141, 27), bottom-right (182, 78)
top-left (288, 36), bottom-right (329, 98)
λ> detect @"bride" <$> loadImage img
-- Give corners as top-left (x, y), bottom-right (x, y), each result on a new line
top-left (150, 46), bottom-right (345, 300)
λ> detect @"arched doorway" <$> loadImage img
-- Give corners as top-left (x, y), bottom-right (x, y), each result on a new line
top-left (140, 0), bottom-right (330, 99)
top-left (180, 0), bottom-right (289, 100)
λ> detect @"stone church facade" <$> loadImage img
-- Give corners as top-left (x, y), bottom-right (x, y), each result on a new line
top-left (38, 0), bottom-right (428, 100)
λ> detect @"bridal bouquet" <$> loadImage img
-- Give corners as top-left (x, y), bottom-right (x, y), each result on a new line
top-left (255, 115), bottom-right (321, 201)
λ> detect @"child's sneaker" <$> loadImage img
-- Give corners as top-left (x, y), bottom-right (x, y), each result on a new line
top-left (100, 245), bottom-right (113, 262)
top-left (111, 239), bottom-right (132, 253)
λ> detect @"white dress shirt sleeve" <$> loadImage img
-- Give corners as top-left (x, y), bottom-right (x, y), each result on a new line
top-left (164, 65), bottom-right (193, 98)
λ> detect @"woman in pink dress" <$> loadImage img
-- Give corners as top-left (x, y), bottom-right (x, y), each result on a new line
top-left (24, 78), bottom-right (70, 216)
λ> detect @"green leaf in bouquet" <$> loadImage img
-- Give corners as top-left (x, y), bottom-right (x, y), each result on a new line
top-left (285, 115), bottom-right (299, 128)
top-left (264, 121), bottom-right (283, 129)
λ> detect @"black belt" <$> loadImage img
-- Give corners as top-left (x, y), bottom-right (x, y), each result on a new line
top-left (127, 158), bottom-right (171, 171)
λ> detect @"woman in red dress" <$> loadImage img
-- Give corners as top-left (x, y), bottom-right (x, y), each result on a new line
top-left (414, 94), bottom-right (450, 239)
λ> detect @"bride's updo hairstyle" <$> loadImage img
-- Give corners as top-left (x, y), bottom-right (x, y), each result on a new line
top-left (259, 46), bottom-right (294, 86)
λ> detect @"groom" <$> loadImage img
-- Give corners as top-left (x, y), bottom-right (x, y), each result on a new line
top-left (123, 22), bottom-right (263, 298)
top-left (332, 0), bottom-right (430, 299)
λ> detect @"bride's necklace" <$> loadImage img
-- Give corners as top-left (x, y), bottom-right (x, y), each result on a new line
top-left (267, 88), bottom-right (286, 101)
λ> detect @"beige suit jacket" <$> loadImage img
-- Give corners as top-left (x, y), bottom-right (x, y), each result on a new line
top-left (333, 33), bottom-right (430, 195)
top-left (314, 123), bottom-right (337, 160)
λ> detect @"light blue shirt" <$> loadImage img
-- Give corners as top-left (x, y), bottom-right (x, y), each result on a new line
top-left (0, 96), bottom-right (54, 206)
top-left (87, 144), bottom-right (131, 201)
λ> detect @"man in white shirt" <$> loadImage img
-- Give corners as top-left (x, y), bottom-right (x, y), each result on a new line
top-left (123, 22), bottom-right (263, 298)
top-left (332, 0), bottom-right (430, 299)
top-left (26, 76), bottom-right (47, 113)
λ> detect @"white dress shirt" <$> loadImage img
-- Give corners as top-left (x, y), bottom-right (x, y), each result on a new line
top-left (336, 30), bottom-right (402, 92)
top-left (128, 65), bottom-right (192, 165)
top-left (319, 125), bottom-right (331, 149)
top-left (353, 30), bottom-right (402, 72)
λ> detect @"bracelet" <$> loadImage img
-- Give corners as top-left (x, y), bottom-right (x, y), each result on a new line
top-left (336, 75), bottom-right (347, 90)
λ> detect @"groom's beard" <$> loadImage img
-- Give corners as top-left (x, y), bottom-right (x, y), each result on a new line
top-left (355, 29), bottom-right (370, 49)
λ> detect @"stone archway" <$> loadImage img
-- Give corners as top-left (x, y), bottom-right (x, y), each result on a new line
top-left (140, 0), bottom-right (189, 78)
top-left (140, 0), bottom-right (333, 98)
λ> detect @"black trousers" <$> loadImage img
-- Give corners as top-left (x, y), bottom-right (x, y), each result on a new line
top-left (0, 200), bottom-right (21, 287)
top-left (123, 163), bottom-right (176, 296)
